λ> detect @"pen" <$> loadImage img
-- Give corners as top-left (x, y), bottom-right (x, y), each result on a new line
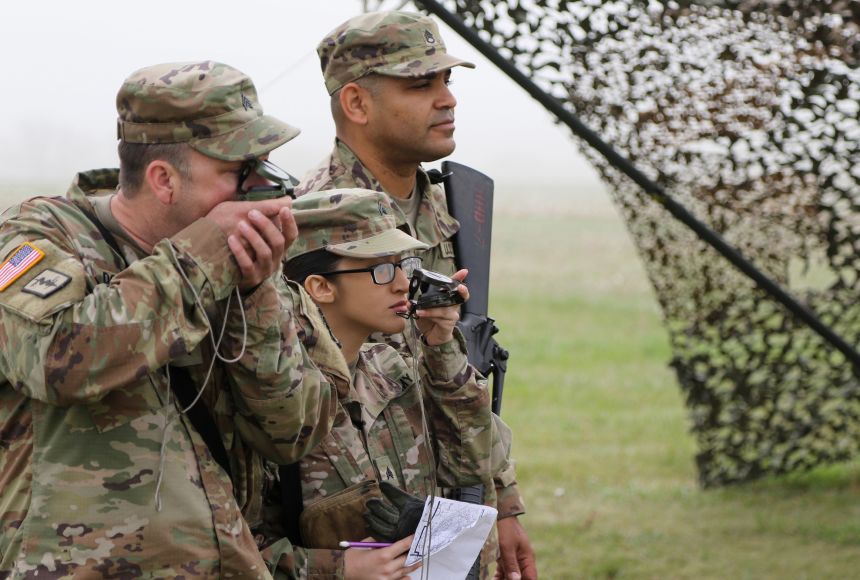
top-left (339, 541), bottom-right (394, 549)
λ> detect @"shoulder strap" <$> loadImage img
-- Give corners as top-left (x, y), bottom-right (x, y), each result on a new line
top-left (169, 366), bottom-right (232, 479)
top-left (278, 463), bottom-right (304, 545)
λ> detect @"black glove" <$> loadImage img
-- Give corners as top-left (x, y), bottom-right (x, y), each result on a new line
top-left (363, 481), bottom-right (425, 542)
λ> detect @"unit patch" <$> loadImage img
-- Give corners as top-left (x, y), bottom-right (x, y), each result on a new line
top-left (0, 242), bottom-right (45, 291)
top-left (22, 268), bottom-right (71, 298)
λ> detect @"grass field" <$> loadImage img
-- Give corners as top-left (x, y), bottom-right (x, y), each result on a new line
top-left (2, 181), bottom-right (859, 578)
top-left (490, 185), bottom-right (860, 579)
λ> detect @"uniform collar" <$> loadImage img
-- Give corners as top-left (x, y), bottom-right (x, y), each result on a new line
top-left (331, 140), bottom-right (460, 245)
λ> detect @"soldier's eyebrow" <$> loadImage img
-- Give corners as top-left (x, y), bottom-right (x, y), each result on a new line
top-left (414, 70), bottom-right (452, 82)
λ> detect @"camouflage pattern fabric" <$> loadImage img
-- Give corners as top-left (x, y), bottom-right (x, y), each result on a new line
top-left (296, 140), bottom-right (525, 572)
top-left (256, 326), bottom-right (513, 578)
top-left (286, 189), bottom-right (428, 261)
top-left (117, 61), bottom-right (300, 161)
top-left (316, 10), bottom-right (475, 95)
top-left (0, 169), bottom-right (337, 578)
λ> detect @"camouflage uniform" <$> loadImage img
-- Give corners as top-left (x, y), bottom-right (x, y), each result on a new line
top-left (299, 11), bottom-right (528, 573)
top-left (297, 144), bottom-right (525, 571)
top-left (0, 62), bottom-right (335, 578)
top-left (258, 190), bottom-right (513, 578)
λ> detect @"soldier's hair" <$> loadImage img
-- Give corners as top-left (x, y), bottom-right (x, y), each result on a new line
top-left (284, 248), bottom-right (342, 285)
top-left (117, 142), bottom-right (192, 195)
top-left (331, 74), bottom-right (383, 124)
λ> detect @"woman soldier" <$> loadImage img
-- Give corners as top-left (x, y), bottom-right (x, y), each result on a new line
top-left (259, 188), bottom-right (513, 579)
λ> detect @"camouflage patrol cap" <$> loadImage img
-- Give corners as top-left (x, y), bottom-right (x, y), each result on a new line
top-left (317, 10), bottom-right (475, 95)
top-left (116, 61), bottom-right (300, 161)
top-left (287, 189), bottom-right (429, 261)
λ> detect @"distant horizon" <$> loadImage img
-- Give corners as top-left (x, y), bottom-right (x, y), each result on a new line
top-left (0, 0), bottom-right (603, 195)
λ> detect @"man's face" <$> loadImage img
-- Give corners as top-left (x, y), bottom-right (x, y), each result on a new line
top-left (364, 69), bottom-right (458, 165)
top-left (173, 150), bottom-right (270, 227)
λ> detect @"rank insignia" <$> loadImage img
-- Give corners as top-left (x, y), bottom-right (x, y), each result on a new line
top-left (374, 456), bottom-right (397, 482)
top-left (23, 268), bottom-right (71, 298)
top-left (0, 242), bottom-right (45, 292)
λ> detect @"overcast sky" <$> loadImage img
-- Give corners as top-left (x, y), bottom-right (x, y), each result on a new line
top-left (1, 0), bottom-right (604, 201)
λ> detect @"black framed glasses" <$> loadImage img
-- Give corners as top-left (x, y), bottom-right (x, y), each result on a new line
top-left (237, 159), bottom-right (299, 200)
top-left (318, 257), bottom-right (422, 285)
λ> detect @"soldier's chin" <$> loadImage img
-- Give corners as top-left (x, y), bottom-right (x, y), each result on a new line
top-left (423, 140), bottom-right (456, 162)
top-left (381, 316), bottom-right (408, 334)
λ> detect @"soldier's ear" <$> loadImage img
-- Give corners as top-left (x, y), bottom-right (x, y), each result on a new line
top-left (339, 82), bottom-right (370, 126)
top-left (145, 160), bottom-right (181, 206)
top-left (304, 274), bottom-right (337, 304)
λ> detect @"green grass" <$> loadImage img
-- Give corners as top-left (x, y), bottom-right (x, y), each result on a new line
top-left (488, 193), bottom-right (860, 579)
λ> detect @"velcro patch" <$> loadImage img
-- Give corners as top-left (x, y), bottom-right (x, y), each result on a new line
top-left (0, 242), bottom-right (45, 291)
top-left (374, 456), bottom-right (397, 482)
top-left (440, 240), bottom-right (456, 258)
top-left (22, 268), bottom-right (72, 298)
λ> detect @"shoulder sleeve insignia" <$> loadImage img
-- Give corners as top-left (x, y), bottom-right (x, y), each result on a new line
top-left (22, 268), bottom-right (72, 298)
top-left (0, 242), bottom-right (45, 292)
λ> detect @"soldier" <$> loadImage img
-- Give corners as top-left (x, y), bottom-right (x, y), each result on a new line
top-left (297, 11), bottom-right (536, 580)
top-left (257, 188), bottom-right (514, 578)
top-left (0, 61), bottom-right (337, 578)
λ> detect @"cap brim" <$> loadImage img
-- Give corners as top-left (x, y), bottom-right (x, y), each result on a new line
top-left (327, 228), bottom-right (429, 258)
top-left (378, 53), bottom-right (475, 78)
top-left (190, 115), bottom-right (301, 161)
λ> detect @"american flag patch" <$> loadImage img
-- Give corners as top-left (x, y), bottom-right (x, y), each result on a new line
top-left (0, 242), bottom-right (45, 292)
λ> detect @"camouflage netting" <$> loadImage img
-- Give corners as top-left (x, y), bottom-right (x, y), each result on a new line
top-left (383, 0), bottom-right (860, 487)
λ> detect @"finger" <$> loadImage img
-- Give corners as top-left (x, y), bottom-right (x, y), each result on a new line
top-left (519, 555), bottom-right (538, 580)
top-left (242, 196), bottom-right (293, 216)
top-left (385, 535), bottom-right (414, 556)
top-left (238, 218), bottom-right (274, 270)
top-left (457, 282), bottom-right (470, 302)
top-left (414, 308), bottom-right (459, 324)
top-left (367, 499), bottom-right (400, 523)
top-left (500, 551), bottom-right (522, 580)
top-left (248, 209), bottom-right (286, 254)
top-left (228, 234), bottom-right (256, 279)
top-left (451, 268), bottom-right (469, 282)
top-left (401, 558), bottom-right (423, 576)
top-left (279, 207), bottom-right (298, 247)
top-left (364, 513), bottom-right (396, 537)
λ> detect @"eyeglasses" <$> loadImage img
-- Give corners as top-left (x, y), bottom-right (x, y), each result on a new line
top-left (237, 159), bottom-right (299, 200)
top-left (318, 257), bottom-right (422, 285)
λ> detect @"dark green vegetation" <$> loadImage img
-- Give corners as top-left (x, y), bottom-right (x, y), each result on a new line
top-left (490, 188), bottom-right (860, 579)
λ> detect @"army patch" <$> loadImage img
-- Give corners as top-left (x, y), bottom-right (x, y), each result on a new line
top-left (22, 268), bottom-right (71, 298)
top-left (374, 456), bottom-right (398, 482)
top-left (440, 240), bottom-right (456, 258)
top-left (0, 242), bottom-right (45, 291)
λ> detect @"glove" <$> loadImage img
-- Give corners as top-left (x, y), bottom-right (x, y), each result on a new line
top-left (363, 481), bottom-right (425, 542)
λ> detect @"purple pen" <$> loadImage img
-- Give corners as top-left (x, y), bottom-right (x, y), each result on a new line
top-left (339, 540), bottom-right (394, 549)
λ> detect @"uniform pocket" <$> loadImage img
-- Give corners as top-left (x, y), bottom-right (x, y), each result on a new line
top-left (298, 479), bottom-right (382, 549)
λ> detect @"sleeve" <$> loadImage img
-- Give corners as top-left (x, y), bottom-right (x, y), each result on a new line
top-left (490, 419), bottom-right (526, 518)
top-left (495, 478), bottom-right (527, 519)
top-left (418, 330), bottom-right (514, 488)
top-left (262, 537), bottom-right (345, 580)
top-left (0, 215), bottom-right (240, 406)
top-left (220, 278), bottom-right (339, 464)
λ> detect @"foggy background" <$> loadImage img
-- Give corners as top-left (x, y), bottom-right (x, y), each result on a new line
top-left (1, 0), bottom-right (607, 213)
